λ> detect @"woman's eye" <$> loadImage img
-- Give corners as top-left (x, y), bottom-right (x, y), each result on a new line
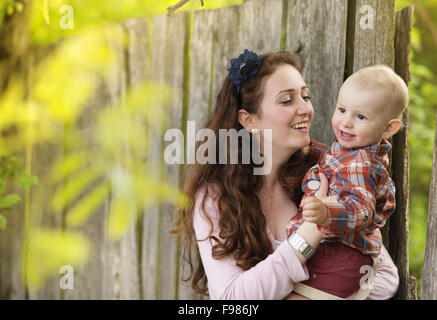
top-left (357, 114), bottom-right (366, 120)
top-left (303, 95), bottom-right (311, 101)
top-left (280, 98), bottom-right (292, 105)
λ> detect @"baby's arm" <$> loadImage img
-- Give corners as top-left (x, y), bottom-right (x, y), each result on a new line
top-left (318, 158), bottom-right (381, 237)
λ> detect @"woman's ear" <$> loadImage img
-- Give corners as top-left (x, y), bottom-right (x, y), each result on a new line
top-left (382, 119), bottom-right (402, 140)
top-left (238, 109), bottom-right (258, 132)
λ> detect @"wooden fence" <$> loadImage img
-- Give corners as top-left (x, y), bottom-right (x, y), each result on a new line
top-left (0, 0), bottom-right (417, 299)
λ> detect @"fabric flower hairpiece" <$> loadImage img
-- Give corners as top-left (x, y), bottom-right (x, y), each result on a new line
top-left (227, 49), bottom-right (262, 108)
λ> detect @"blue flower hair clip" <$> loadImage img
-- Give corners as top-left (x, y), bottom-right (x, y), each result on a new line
top-left (227, 49), bottom-right (262, 108)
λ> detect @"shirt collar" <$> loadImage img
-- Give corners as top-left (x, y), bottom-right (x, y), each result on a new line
top-left (330, 139), bottom-right (392, 158)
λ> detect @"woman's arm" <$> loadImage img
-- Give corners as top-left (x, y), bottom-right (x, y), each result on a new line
top-left (193, 190), bottom-right (316, 300)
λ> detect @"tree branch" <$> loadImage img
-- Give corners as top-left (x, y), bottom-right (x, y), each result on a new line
top-left (167, 0), bottom-right (191, 14)
top-left (167, 0), bottom-right (204, 15)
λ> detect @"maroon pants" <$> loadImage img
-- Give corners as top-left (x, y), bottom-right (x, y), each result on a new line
top-left (302, 241), bottom-right (374, 298)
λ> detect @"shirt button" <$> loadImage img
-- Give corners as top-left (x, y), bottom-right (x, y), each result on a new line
top-left (313, 167), bottom-right (319, 174)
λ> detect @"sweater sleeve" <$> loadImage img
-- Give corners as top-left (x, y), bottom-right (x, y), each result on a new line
top-left (193, 190), bottom-right (309, 300)
top-left (366, 245), bottom-right (399, 300)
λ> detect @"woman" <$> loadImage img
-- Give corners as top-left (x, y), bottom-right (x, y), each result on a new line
top-left (172, 50), bottom-right (399, 299)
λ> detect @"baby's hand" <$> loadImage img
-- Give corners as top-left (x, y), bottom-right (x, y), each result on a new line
top-left (300, 197), bottom-right (329, 227)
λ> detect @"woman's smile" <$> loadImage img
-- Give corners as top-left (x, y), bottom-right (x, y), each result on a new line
top-left (291, 121), bottom-right (310, 133)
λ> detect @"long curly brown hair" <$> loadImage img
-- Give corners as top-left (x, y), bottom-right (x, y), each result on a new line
top-left (172, 50), bottom-right (318, 295)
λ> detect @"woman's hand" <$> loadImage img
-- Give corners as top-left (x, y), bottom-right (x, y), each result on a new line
top-left (292, 173), bottom-right (331, 264)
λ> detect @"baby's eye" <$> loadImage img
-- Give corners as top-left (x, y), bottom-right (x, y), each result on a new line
top-left (338, 107), bottom-right (346, 113)
top-left (357, 114), bottom-right (367, 120)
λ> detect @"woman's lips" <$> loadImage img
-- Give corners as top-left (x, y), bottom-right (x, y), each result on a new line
top-left (291, 121), bottom-right (309, 133)
top-left (292, 126), bottom-right (309, 133)
top-left (339, 130), bottom-right (355, 140)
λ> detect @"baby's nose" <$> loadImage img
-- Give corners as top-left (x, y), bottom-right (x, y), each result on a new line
top-left (342, 118), bottom-right (353, 128)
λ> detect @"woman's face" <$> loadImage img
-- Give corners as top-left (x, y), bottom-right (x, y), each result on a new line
top-left (257, 64), bottom-right (314, 157)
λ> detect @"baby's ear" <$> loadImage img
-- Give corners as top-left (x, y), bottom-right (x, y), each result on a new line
top-left (382, 119), bottom-right (402, 140)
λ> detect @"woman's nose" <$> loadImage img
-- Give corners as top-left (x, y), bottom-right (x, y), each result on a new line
top-left (297, 100), bottom-right (313, 115)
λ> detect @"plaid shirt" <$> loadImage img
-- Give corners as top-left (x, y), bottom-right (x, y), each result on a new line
top-left (286, 139), bottom-right (396, 255)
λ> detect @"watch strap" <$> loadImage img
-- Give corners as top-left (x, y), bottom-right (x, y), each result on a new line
top-left (288, 232), bottom-right (315, 258)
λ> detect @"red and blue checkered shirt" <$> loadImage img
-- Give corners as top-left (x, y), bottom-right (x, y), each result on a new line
top-left (286, 139), bottom-right (396, 255)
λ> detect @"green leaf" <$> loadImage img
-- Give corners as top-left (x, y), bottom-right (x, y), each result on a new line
top-left (51, 166), bottom-right (104, 212)
top-left (65, 182), bottom-right (110, 226)
top-left (43, 0), bottom-right (50, 24)
top-left (18, 174), bottom-right (39, 190)
top-left (107, 193), bottom-right (136, 239)
top-left (49, 152), bottom-right (85, 184)
top-left (0, 214), bottom-right (6, 230)
top-left (25, 229), bottom-right (90, 289)
top-left (7, 3), bottom-right (14, 16)
top-left (15, 2), bottom-right (23, 13)
top-left (0, 194), bottom-right (21, 209)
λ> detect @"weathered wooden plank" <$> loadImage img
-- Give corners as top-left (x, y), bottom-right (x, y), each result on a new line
top-left (238, 0), bottom-right (283, 53)
top-left (123, 18), bottom-right (151, 86)
top-left (285, 0), bottom-right (348, 145)
top-left (123, 17), bottom-right (151, 301)
top-left (13, 46), bottom-right (65, 300)
top-left (102, 25), bottom-right (141, 300)
top-left (211, 5), bottom-right (241, 110)
top-left (62, 194), bottom-right (108, 300)
top-left (103, 223), bottom-right (141, 299)
top-left (27, 142), bottom-right (64, 300)
top-left (391, 6), bottom-right (416, 300)
top-left (346, 0), bottom-right (395, 72)
top-left (211, 0), bottom-right (283, 106)
top-left (0, 182), bottom-right (27, 299)
top-left (180, 8), bottom-right (217, 300)
top-left (158, 11), bottom-right (190, 300)
top-left (187, 8), bottom-right (215, 128)
top-left (422, 111), bottom-right (437, 300)
top-left (141, 13), bottom-right (167, 300)
top-left (62, 25), bottom-right (140, 300)
top-left (61, 82), bottom-right (111, 300)
top-left (346, 0), bottom-right (396, 250)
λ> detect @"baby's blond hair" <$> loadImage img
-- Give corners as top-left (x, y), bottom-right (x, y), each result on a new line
top-left (346, 65), bottom-right (409, 120)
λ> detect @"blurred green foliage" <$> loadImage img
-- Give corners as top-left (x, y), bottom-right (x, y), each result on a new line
top-left (0, 155), bottom-right (38, 230)
top-left (0, 0), bottom-right (241, 292)
top-left (396, 0), bottom-right (437, 298)
top-left (24, 228), bottom-right (90, 289)
top-left (29, 0), bottom-right (243, 45)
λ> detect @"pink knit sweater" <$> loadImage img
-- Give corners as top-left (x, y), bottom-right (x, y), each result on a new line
top-left (193, 189), bottom-right (399, 300)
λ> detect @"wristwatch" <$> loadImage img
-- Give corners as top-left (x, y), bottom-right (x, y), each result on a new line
top-left (287, 232), bottom-right (315, 259)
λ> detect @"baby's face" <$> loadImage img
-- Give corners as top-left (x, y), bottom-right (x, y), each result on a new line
top-left (332, 80), bottom-right (392, 149)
